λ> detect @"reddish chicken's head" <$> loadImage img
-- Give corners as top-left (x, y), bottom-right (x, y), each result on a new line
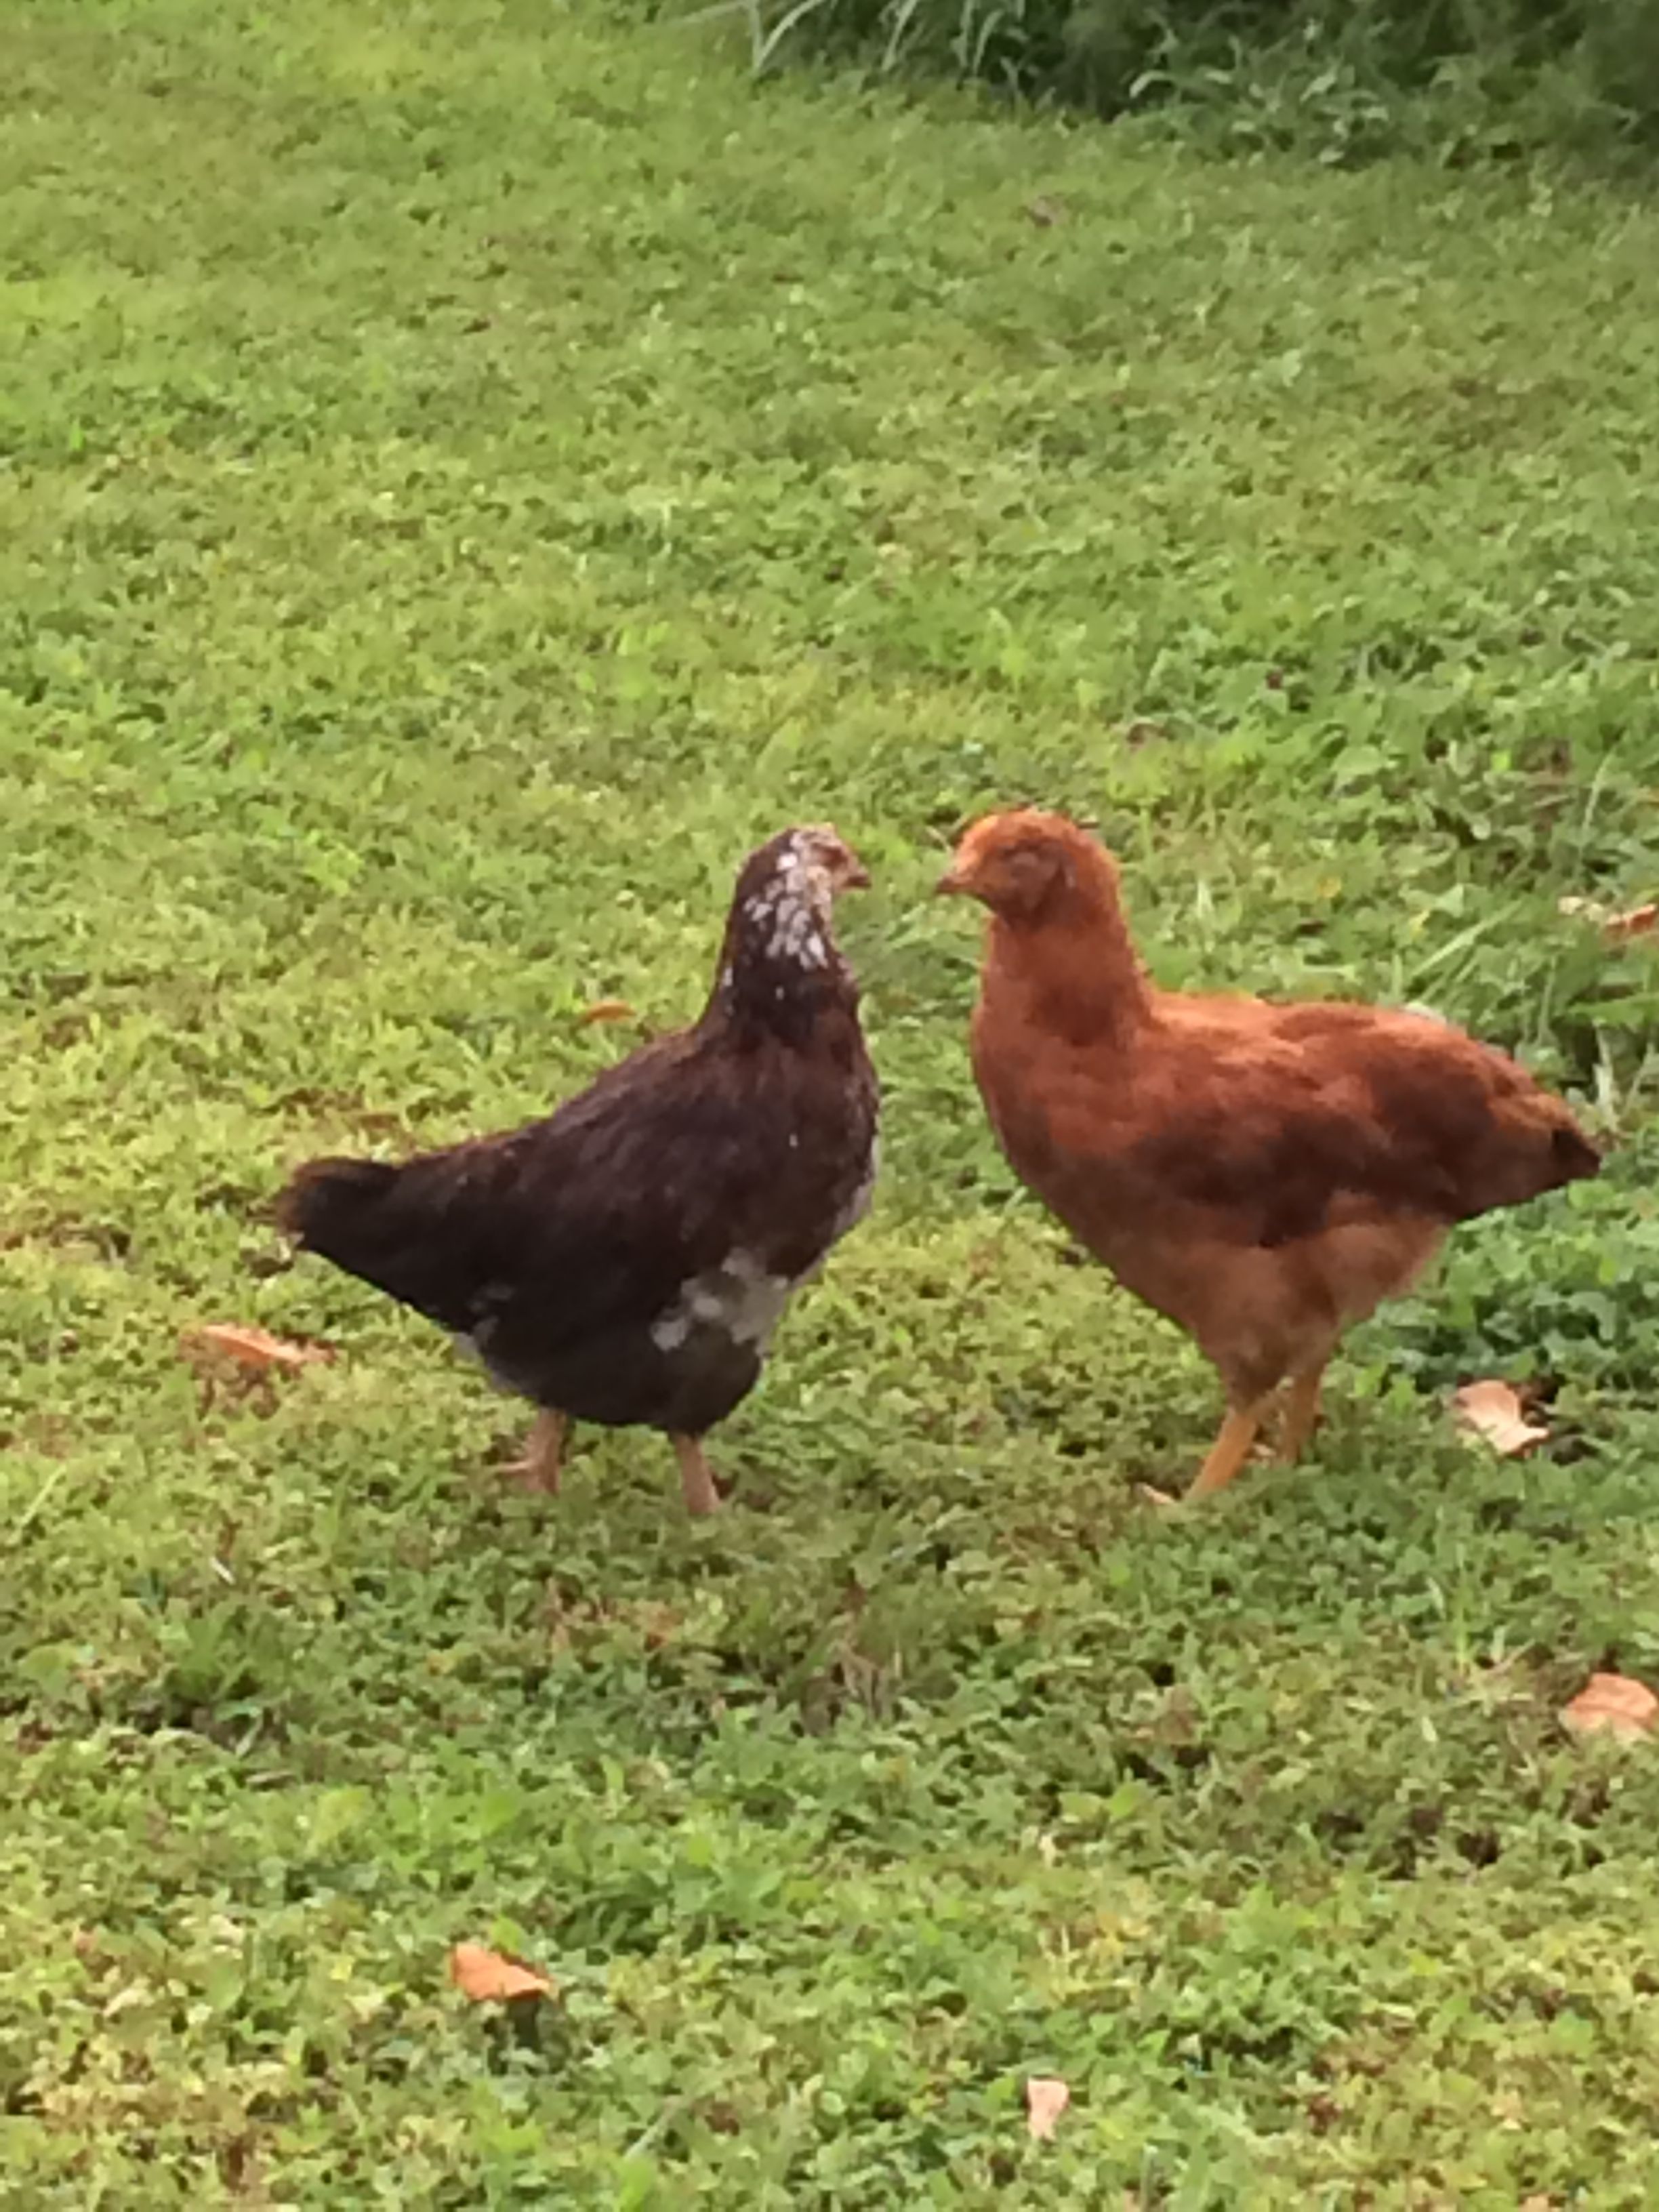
top-left (937, 809), bottom-right (1120, 926)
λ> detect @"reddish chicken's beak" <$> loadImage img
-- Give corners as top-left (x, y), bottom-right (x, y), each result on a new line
top-left (935, 862), bottom-right (972, 897)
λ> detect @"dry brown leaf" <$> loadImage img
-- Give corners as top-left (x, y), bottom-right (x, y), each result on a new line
top-left (1559, 1672), bottom-right (1658, 1742)
top-left (1025, 2076), bottom-right (1070, 2140)
top-left (578, 998), bottom-right (637, 1026)
top-left (449, 1941), bottom-right (557, 2003)
top-left (180, 1322), bottom-right (335, 1374)
top-left (1452, 1380), bottom-right (1549, 1457)
top-left (1557, 894), bottom-right (1659, 943)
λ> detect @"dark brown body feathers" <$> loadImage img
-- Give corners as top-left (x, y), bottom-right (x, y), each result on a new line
top-left (279, 828), bottom-right (878, 1448)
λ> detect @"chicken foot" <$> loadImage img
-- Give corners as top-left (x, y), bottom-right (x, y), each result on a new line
top-left (672, 1433), bottom-right (722, 1517)
top-left (504, 1408), bottom-right (569, 1494)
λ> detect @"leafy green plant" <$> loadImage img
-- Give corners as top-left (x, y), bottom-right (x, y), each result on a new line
top-left (677, 0), bottom-right (1659, 165)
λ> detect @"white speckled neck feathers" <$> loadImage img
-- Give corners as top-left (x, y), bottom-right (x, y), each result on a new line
top-left (708, 829), bottom-right (859, 1040)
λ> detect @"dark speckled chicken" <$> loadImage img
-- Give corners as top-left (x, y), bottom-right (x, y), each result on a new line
top-left (277, 827), bottom-right (879, 1515)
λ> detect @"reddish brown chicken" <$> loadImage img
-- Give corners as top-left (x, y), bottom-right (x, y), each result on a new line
top-left (939, 810), bottom-right (1601, 1499)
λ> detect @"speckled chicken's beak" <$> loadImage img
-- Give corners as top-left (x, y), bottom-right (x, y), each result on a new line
top-left (840, 854), bottom-right (872, 892)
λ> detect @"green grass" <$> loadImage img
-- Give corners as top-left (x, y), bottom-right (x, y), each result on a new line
top-left (6, 0), bottom-right (1659, 2200)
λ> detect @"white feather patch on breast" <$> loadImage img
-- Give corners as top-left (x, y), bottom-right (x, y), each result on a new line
top-left (650, 1249), bottom-right (794, 1356)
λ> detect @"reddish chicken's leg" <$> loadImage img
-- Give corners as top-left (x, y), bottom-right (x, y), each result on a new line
top-left (1187, 1393), bottom-right (1275, 1499)
top-left (1279, 1367), bottom-right (1326, 1463)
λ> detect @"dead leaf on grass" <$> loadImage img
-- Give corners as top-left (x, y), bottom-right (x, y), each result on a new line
top-left (178, 1325), bottom-right (335, 1414)
top-left (449, 1941), bottom-right (557, 2003)
top-left (179, 1323), bottom-right (335, 1375)
top-left (1025, 2076), bottom-right (1070, 2140)
top-left (1557, 894), bottom-right (1659, 943)
top-left (1452, 1380), bottom-right (1549, 1457)
top-left (577, 998), bottom-right (637, 1026)
top-left (1559, 1672), bottom-right (1658, 1742)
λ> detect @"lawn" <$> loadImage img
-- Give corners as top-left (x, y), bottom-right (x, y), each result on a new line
top-left (5, 0), bottom-right (1659, 2201)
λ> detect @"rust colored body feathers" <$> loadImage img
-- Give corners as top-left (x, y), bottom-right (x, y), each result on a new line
top-left (941, 810), bottom-right (1599, 1497)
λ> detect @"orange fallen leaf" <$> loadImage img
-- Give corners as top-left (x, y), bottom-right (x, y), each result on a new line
top-left (578, 998), bottom-right (636, 1026)
top-left (1452, 1380), bottom-right (1549, 1457)
top-left (179, 1327), bottom-right (338, 1380)
top-left (1557, 894), bottom-right (1659, 943)
top-left (178, 1324), bottom-right (334, 1419)
top-left (179, 1324), bottom-right (335, 1374)
top-left (449, 1941), bottom-right (557, 2003)
top-left (1025, 2076), bottom-right (1070, 2140)
top-left (1559, 1672), bottom-right (1658, 1742)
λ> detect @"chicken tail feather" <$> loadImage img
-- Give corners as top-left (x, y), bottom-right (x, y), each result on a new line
top-left (1463, 1092), bottom-right (1601, 1219)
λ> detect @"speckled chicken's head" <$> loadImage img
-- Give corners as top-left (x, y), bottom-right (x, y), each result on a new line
top-left (712, 824), bottom-right (870, 1035)
top-left (937, 809), bottom-right (1119, 926)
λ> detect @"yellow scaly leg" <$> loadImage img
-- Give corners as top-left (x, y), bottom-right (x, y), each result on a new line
top-left (1187, 1395), bottom-right (1274, 1500)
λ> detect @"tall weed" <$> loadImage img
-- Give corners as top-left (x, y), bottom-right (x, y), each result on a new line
top-left (666, 0), bottom-right (1659, 165)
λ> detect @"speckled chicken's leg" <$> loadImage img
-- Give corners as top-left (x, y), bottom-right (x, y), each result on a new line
top-left (504, 1409), bottom-right (569, 1494)
top-left (671, 1433), bottom-right (721, 1517)
top-left (1187, 1394), bottom-right (1275, 1499)
top-left (1279, 1367), bottom-right (1326, 1463)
